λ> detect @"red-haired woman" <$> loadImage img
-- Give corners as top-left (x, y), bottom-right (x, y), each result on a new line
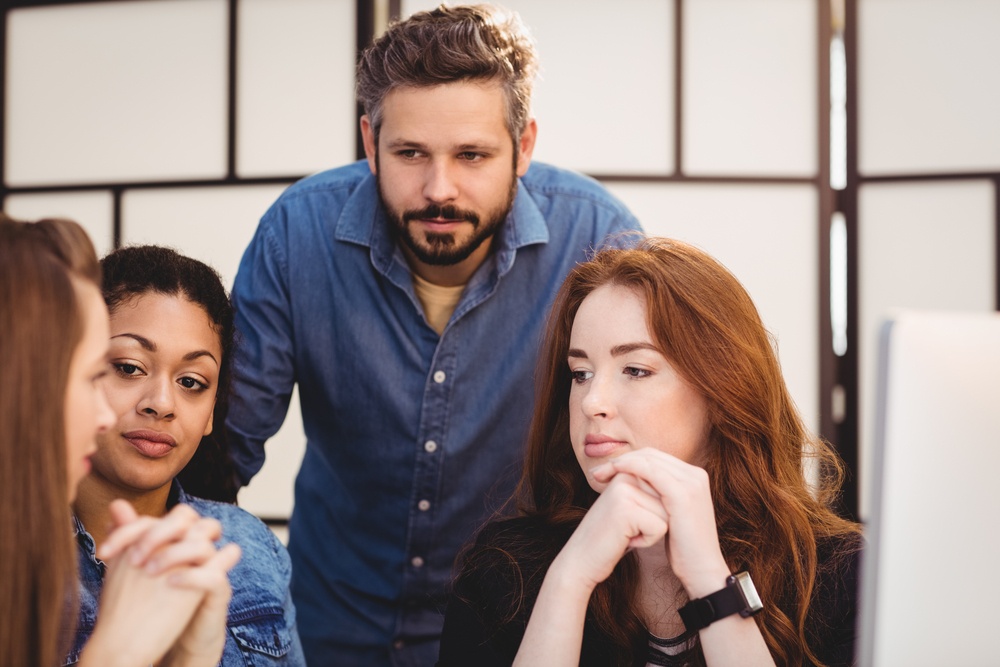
top-left (439, 238), bottom-right (861, 667)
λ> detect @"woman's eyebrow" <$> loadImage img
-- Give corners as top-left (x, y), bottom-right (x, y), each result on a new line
top-left (111, 332), bottom-right (155, 351)
top-left (183, 350), bottom-right (219, 366)
top-left (610, 342), bottom-right (658, 357)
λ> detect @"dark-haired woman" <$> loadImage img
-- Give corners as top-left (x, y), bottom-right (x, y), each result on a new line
top-left (438, 238), bottom-right (862, 667)
top-left (66, 245), bottom-right (305, 666)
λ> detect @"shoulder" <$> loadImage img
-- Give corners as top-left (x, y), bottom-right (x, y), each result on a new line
top-left (519, 162), bottom-right (638, 228)
top-left (815, 531), bottom-right (863, 590)
top-left (278, 160), bottom-right (371, 202)
top-left (806, 531), bottom-right (864, 666)
top-left (184, 497), bottom-right (286, 564)
top-left (442, 517), bottom-right (562, 666)
top-left (455, 516), bottom-right (574, 610)
top-left (461, 515), bottom-right (570, 567)
top-left (260, 161), bottom-right (373, 227)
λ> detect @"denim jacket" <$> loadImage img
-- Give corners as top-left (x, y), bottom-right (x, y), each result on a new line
top-left (64, 481), bottom-right (305, 666)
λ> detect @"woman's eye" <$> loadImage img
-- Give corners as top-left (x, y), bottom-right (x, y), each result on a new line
top-left (178, 377), bottom-right (208, 391)
top-left (571, 370), bottom-right (593, 384)
top-left (114, 363), bottom-right (141, 377)
top-left (623, 366), bottom-right (651, 379)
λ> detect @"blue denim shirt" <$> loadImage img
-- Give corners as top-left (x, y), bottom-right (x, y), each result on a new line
top-left (227, 160), bottom-right (641, 666)
top-left (65, 482), bottom-right (305, 666)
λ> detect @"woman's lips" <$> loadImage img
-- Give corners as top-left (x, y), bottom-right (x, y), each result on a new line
top-left (584, 435), bottom-right (627, 458)
top-left (123, 430), bottom-right (176, 458)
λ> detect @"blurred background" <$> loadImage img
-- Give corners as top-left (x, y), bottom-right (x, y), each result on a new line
top-left (2, 0), bottom-right (997, 532)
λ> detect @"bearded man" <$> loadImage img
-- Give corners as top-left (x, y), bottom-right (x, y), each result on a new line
top-left (227, 5), bottom-right (640, 666)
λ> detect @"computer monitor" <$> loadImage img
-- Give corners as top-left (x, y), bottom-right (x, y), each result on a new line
top-left (857, 310), bottom-right (1000, 666)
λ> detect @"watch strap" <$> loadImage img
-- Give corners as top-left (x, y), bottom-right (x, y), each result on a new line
top-left (678, 581), bottom-right (745, 632)
top-left (678, 571), bottom-right (762, 632)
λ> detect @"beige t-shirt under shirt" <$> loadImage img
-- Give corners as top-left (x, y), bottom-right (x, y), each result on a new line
top-left (411, 271), bottom-right (465, 335)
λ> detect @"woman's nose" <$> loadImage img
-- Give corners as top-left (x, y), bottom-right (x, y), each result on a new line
top-left (136, 376), bottom-right (175, 419)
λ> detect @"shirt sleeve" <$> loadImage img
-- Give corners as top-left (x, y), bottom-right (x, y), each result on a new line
top-left (227, 207), bottom-right (298, 485)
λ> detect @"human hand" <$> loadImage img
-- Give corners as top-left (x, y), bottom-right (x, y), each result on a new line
top-left (590, 449), bottom-right (730, 597)
top-left (80, 506), bottom-right (209, 666)
top-left (99, 500), bottom-right (218, 572)
top-left (79, 502), bottom-right (238, 667)
top-left (550, 472), bottom-right (668, 592)
top-left (160, 541), bottom-right (242, 667)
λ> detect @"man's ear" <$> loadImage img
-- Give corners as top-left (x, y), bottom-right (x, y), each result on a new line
top-left (515, 118), bottom-right (538, 177)
top-left (361, 115), bottom-right (378, 174)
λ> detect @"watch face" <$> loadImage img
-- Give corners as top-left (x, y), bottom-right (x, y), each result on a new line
top-left (730, 571), bottom-right (764, 617)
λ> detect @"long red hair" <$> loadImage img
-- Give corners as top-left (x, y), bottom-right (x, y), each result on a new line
top-left (516, 237), bottom-right (860, 665)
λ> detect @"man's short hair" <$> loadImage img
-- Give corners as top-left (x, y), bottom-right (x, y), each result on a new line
top-left (357, 3), bottom-right (538, 143)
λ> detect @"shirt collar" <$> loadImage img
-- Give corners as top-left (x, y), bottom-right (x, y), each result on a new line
top-left (170, 478), bottom-right (190, 506)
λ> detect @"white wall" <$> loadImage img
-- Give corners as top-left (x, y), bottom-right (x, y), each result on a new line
top-left (856, 0), bottom-right (1000, 516)
top-left (4, 0), bottom-right (997, 529)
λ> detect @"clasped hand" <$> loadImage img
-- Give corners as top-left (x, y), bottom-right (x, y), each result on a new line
top-left (556, 449), bottom-right (729, 597)
top-left (80, 500), bottom-right (242, 667)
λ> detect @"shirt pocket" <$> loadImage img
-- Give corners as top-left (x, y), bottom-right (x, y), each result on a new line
top-left (228, 605), bottom-right (294, 660)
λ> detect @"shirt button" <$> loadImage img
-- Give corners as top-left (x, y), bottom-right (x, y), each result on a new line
top-left (424, 440), bottom-right (438, 453)
top-left (393, 639), bottom-right (405, 650)
top-left (433, 370), bottom-right (446, 383)
top-left (411, 556), bottom-right (425, 568)
top-left (418, 499), bottom-right (431, 511)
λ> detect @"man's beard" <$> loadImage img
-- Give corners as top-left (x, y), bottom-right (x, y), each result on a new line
top-left (377, 170), bottom-right (519, 267)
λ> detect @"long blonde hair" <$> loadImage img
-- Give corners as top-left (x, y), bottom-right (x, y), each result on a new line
top-left (0, 213), bottom-right (101, 667)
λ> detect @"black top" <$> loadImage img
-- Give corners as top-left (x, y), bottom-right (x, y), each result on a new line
top-left (437, 517), bottom-right (861, 667)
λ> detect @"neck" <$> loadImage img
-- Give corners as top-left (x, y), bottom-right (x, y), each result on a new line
top-left (73, 474), bottom-right (172, 554)
top-left (634, 538), bottom-right (688, 638)
top-left (401, 237), bottom-right (494, 287)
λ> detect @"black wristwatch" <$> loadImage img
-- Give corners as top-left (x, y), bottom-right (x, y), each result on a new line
top-left (678, 571), bottom-right (764, 632)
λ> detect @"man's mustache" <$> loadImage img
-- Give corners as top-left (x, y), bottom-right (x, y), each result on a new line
top-left (403, 205), bottom-right (480, 226)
